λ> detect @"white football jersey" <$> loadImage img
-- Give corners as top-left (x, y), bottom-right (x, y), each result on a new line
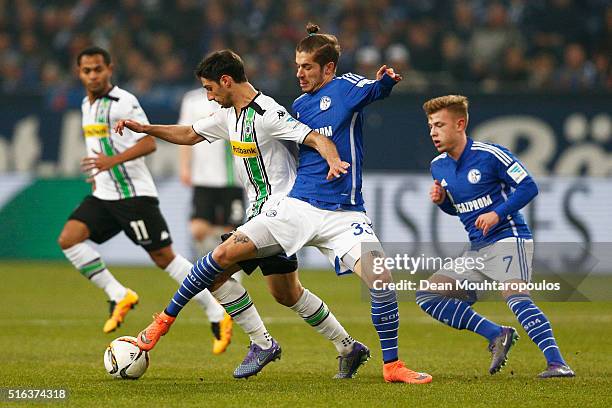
top-left (192, 92), bottom-right (311, 218)
top-left (81, 86), bottom-right (157, 200)
top-left (178, 88), bottom-right (237, 187)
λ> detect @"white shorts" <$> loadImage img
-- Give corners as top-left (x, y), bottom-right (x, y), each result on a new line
top-left (237, 196), bottom-right (382, 274)
top-left (434, 237), bottom-right (534, 283)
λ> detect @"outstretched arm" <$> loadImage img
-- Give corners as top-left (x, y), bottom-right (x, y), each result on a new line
top-left (114, 119), bottom-right (203, 145)
top-left (303, 131), bottom-right (350, 180)
top-left (81, 135), bottom-right (156, 182)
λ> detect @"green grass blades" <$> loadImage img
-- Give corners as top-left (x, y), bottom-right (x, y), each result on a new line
top-left (0, 261), bottom-right (610, 407)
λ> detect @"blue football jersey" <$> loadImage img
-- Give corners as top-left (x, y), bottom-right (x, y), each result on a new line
top-left (289, 73), bottom-right (397, 211)
top-left (431, 138), bottom-right (537, 247)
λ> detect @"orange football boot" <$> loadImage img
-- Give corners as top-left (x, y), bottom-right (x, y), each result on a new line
top-left (137, 311), bottom-right (175, 351)
top-left (212, 313), bottom-right (233, 355)
top-left (383, 360), bottom-right (433, 384)
top-left (103, 289), bottom-right (139, 333)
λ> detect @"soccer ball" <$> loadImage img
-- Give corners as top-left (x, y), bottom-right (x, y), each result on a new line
top-left (103, 336), bottom-right (149, 379)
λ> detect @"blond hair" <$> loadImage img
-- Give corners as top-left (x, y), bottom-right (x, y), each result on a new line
top-left (422, 95), bottom-right (469, 118)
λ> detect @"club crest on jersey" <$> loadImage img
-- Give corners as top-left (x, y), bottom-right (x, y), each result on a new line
top-left (467, 169), bottom-right (481, 184)
top-left (320, 96), bottom-right (332, 111)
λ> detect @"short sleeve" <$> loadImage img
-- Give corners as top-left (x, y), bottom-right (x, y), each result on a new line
top-left (192, 110), bottom-right (228, 143)
top-left (263, 107), bottom-right (312, 144)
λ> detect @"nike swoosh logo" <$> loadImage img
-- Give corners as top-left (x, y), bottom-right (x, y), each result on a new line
top-left (501, 337), bottom-right (508, 347)
top-left (257, 353), bottom-right (270, 365)
top-left (140, 333), bottom-right (152, 344)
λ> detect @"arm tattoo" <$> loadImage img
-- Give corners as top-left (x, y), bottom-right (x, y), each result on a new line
top-left (232, 233), bottom-right (251, 244)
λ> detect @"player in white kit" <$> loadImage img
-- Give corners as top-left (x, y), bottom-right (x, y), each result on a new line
top-left (57, 47), bottom-right (226, 346)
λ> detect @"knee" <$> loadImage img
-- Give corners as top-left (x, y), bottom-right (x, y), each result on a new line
top-left (58, 231), bottom-right (78, 250)
top-left (148, 248), bottom-right (174, 269)
top-left (211, 243), bottom-right (242, 267)
top-left (211, 245), bottom-right (230, 266)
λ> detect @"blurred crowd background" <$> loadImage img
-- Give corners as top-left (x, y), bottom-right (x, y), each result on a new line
top-left (1, 0), bottom-right (611, 109)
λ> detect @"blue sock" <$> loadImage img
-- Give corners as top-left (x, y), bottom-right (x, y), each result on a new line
top-left (507, 294), bottom-right (566, 366)
top-left (165, 252), bottom-right (223, 317)
top-left (370, 289), bottom-right (399, 363)
top-left (416, 291), bottom-right (502, 342)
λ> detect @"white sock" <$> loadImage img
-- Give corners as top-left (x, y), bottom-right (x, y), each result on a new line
top-left (212, 278), bottom-right (273, 349)
top-left (164, 254), bottom-right (225, 323)
top-left (291, 289), bottom-right (354, 356)
top-left (232, 270), bottom-right (243, 284)
top-left (62, 243), bottom-right (126, 302)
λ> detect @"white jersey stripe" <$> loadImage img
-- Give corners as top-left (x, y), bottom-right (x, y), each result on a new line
top-left (471, 146), bottom-right (512, 166)
top-left (472, 142), bottom-right (512, 164)
top-left (349, 112), bottom-right (358, 205)
top-left (431, 153), bottom-right (447, 163)
top-left (473, 142), bottom-right (513, 162)
top-left (500, 183), bottom-right (519, 236)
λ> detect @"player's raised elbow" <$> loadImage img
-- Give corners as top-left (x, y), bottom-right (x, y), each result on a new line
top-left (185, 128), bottom-right (204, 145)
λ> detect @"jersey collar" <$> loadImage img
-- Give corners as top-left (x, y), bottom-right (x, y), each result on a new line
top-left (309, 76), bottom-right (336, 96)
top-left (241, 91), bottom-right (265, 115)
top-left (87, 85), bottom-right (118, 104)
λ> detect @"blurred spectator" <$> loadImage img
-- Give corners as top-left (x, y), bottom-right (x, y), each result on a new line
top-left (527, 0), bottom-right (585, 57)
top-left (555, 43), bottom-right (598, 90)
top-left (497, 46), bottom-right (529, 87)
top-left (439, 33), bottom-right (471, 85)
top-left (468, 2), bottom-right (525, 73)
top-left (385, 43), bottom-right (428, 92)
top-left (528, 52), bottom-right (557, 90)
top-left (355, 45), bottom-right (381, 77)
top-left (405, 22), bottom-right (441, 72)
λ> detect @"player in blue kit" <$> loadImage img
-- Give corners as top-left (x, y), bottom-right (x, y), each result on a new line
top-left (134, 24), bottom-right (432, 384)
top-left (416, 94), bottom-right (575, 378)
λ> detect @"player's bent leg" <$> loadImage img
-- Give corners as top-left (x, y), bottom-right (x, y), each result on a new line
top-left (415, 274), bottom-right (514, 375)
top-left (503, 281), bottom-right (574, 378)
top-left (211, 275), bottom-right (281, 378)
top-left (58, 219), bottom-right (90, 249)
top-left (150, 246), bottom-right (230, 354)
top-left (264, 270), bottom-right (303, 307)
top-left (159, 234), bottom-right (257, 320)
top-left (352, 249), bottom-right (432, 384)
top-left (59, 220), bottom-right (134, 333)
top-left (266, 271), bottom-right (369, 378)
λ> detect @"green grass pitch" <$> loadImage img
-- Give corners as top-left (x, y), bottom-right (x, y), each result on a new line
top-left (1, 261), bottom-right (611, 407)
